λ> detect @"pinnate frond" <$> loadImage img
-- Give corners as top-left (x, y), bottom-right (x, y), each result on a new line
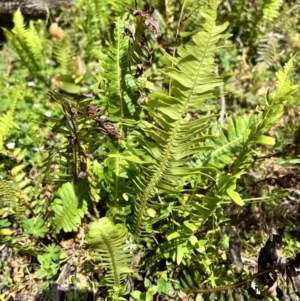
top-left (129, 0), bottom-right (231, 239)
top-left (200, 116), bottom-right (252, 169)
top-left (208, 57), bottom-right (297, 209)
top-left (53, 37), bottom-right (74, 74)
top-left (86, 217), bottom-right (134, 287)
top-left (262, 0), bottom-right (283, 24)
top-left (3, 9), bottom-right (46, 80)
top-left (51, 182), bottom-right (89, 233)
top-left (93, 17), bottom-right (137, 121)
top-left (0, 87), bottom-right (21, 153)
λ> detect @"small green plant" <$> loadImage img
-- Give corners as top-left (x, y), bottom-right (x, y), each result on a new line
top-left (37, 244), bottom-right (67, 280)
top-left (23, 217), bottom-right (49, 238)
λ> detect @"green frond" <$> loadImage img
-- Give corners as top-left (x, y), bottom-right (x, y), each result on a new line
top-left (206, 57), bottom-right (297, 210)
top-left (96, 142), bottom-right (135, 222)
top-left (75, 0), bottom-right (133, 58)
top-left (256, 33), bottom-right (281, 69)
top-left (1, 163), bottom-right (34, 224)
top-left (129, 0), bottom-right (231, 239)
top-left (75, 0), bottom-right (103, 58)
top-left (93, 17), bottom-right (137, 122)
top-left (110, 0), bottom-right (133, 15)
top-left (262, 0), bottom-right (283, 24)
top-left (86, 217), bottom-right (134, 288)
top-left (199, 116), bottom-right (252, 169)
top-left (272, 56), bottom-right (297, 101)
top-left (10, 164), bottom-right (33, 213)
top-left (0, 87), bottom-right (21, 153)
top-left (92, 18), bottom-right (138, 221)
top-left (3, 9), bottom-right (46, 80)
top-left (178, 264), bottom-right (202, 290)
top-left (53, 37), bottom-right (74, 74)
top-left (51, 182), bottom-right (89, 233)
top-left (0, 179), bottom-right (18, 200)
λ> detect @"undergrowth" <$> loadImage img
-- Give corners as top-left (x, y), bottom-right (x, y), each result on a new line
top-left (0, 0), bottom-right (300, 300)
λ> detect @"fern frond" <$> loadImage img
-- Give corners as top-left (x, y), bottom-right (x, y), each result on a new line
top-left (11, 164), bottom-right (33, 206)
top-left (86, 217), bottom-right (134, 288)
top-left (110, 0), bottom-right (133, 15)
top-left (206, 57), bottom-right (297, 210)
top-left (92, 18), bottom-right (139, 221)
top-left (199, 116), bottom-right (252, 169)
top-left (256, 33), bottom-right (281, 69)
top-left (262, 0), bottom-right (283, 25)
top-left (0, 87), bottom-right (21, 153)
top-left (3, 9), bottom-right (46, 80)
top-left (93, 17), bottom-right (137, 122)
top-left (94, 22), bottom-right (139, 128)
top-left (75, 0), bottom-right (133, 58)
top-left (0, 179), bottom-right (18, 200)
top-left (1, 163), bottom-right (34, 223)
top-left (128, 0), bottom-right (231, 239)
top-left (127, 5), bottom-right (159, 78)
top-left (75, 0), bottom-right (102, 59)
top-left (53, 37), bottom-right (74, 74)
top-left (51, 182), bottom-right (89, 233)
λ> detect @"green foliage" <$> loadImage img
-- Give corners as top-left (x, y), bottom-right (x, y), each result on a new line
top-left (131, 286), bottom-right (158, 301)
top-left (0, 87), bottom-right (21, 154)
top-left (51, 182), bottom-right (89, 233)
top-left (208, 56), bottom-right (297, 209)
top-left (86, 217), bottom-right (134, 288)
top-left (37, 244), bottom-right (67, 279)
top-left (93, 17), bottom-right (137, 121)
top-left (52, 36), bottom-right (74, 75)
top-left (128, 0), bottom-right (231, 239)
top-left (0, 0), bottom-right (300, 300)
top-left (23, 217), bottom-right (49, 238)
top-left (75, 0), bottom-right (133, 57)
top-left (262, 0), bottom-right (283, 24)
top-left (200, 116), bottom-right (252, 169)
top-left (2, 9), bottom-right (46, 81)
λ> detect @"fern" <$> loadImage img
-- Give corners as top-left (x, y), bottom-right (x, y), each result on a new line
top-left (198, 116), bottom-right (252, 169)
top-left (127, 0), bottom-right (231, 239)
top-left (86, 217), bottom-right (134, 289)
top-left (92, 18), bottom-right (139, 221)
top-left (202, 57), bottom-right (297, 215)
top-left (0, 87), bottom-right (21, 154)
top-left (75, 0), bottom-right (133, 58)
top-left (0, 180), bottom-right (19, 227)
top-left (93, 18), bottom-right (137, 122)
top-left (0, 151), bottom-right (35, 226)
top-left (51, 182), bottom-right (89, 233)
top-left (8, 162), bottom-right (37, 223)
top-left (52, 36), bottom-right (74, 74)
top-left (75, 0), bottom-right (103, 59)
top-left (0, 179), bottom-right (18, 200)
top-left (256, 33), bottom-right (282, 69)
top-left (2, 9), bottom-right (46, 81)
top-left (262, 0), bottom-right (283, 25)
